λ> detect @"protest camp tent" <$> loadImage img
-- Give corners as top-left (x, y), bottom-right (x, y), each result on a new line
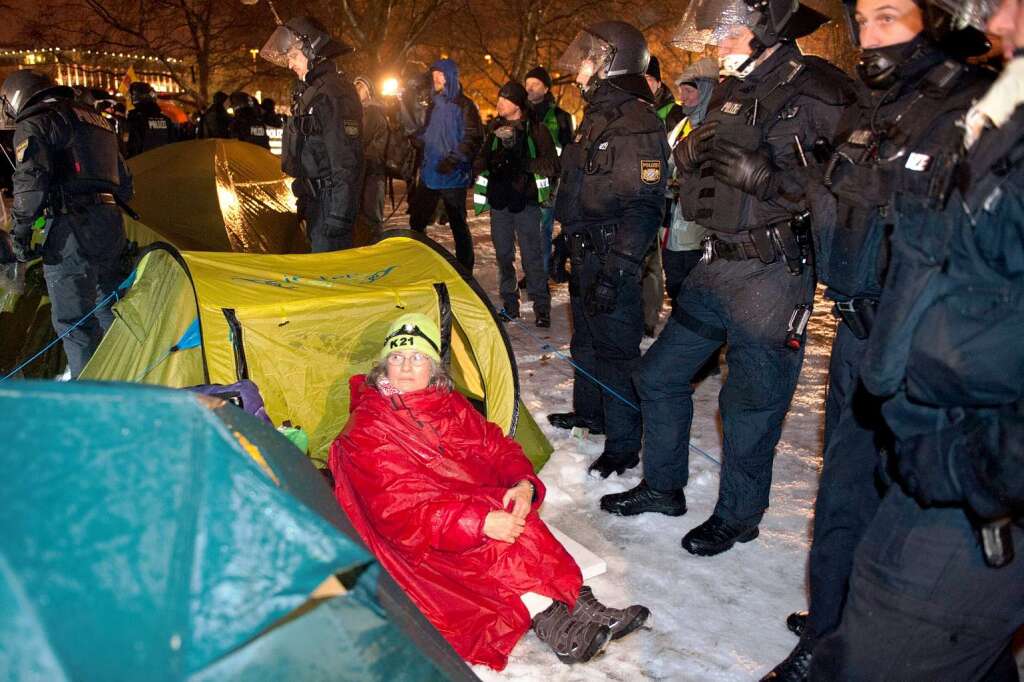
top-left (124, 138), bottom-right (307, 254)
top-left (0, 381), bottom-right (477, 681)
top-left (80, 231), bottom-right (553, 469)
top-left (1, 139), bottom-right (305, 379)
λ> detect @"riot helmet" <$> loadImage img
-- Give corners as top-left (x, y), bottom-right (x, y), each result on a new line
top-left (260, 16), bottom-right (353, 70)
top-left (0, 70), bottom-right (62, 128)
top-left (674, 0), bottom-right (829, 75)
top-left (851, 0), bottom-right (991, 89)
top-left (228, 91), bottom-right (255, 111)
top-left (558, 21), bottom-right (651, 100)
top-left (129, 81), bottom-right (157, 105)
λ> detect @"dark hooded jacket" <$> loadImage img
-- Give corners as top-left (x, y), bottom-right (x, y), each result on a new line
top-left (418, 59), bottom-right (483, 190)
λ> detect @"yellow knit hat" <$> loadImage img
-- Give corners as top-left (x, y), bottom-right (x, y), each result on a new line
top-left (380, 313), bottom-right (442, 364)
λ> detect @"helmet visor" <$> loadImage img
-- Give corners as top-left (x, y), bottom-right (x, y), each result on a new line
top-left (557, 30), bottom-right (616, 79)
top-left (926, 0), bottom-right (1000, 30)
top-left (260, 26), bottom-right (304, 68)
top-left (673, 0), bottom-right (755, 51)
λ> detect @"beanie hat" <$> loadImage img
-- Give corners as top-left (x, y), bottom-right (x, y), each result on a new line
top-left (498, 81), bottom-right (529, 113)
top-left (380, 313), bottom-right (442, 364)
top-left (524, 66), bottom-right (552, 89)
top-left (646, 55), bottom-right (662, 82)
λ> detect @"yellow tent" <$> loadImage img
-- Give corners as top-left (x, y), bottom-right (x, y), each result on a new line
top-left (81, 232), bottom-right (552, 469)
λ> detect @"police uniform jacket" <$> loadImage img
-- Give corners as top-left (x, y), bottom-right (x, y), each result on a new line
top-left (283, 60), bottom-right (364, 230)
top-left (554, 80), bottom-right (669, 276)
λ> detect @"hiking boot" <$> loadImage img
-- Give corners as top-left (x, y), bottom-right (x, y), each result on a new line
top-left (787, 611), bottom-right (808, 638)
top-left (536, 309), bottom-right (551, 328)
top-left (600, 480), bottom-right (686, 517)
top-left (501, 296), bottom-right (520, 320)
top-left (681, 515), bottom-right (759, 556)
top-left (573, 586), bottom-right (650, 640)
top-left (547, 412), bottom-right (604, 434)
top-left (532, 600), bottom-right (612, 664)
top-left (588, 451), bottom-right (640, 478)
top-left (760, 637), bottom-right (814, 681)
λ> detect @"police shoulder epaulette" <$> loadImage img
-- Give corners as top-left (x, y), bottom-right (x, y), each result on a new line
top-left (796, 55), bottom-right (857, 106)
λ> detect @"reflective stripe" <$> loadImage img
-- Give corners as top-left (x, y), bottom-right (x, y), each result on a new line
top-left (536, 177), bottom-right (550, 189)
top-left (473, 193), bottom-right (488, 205)
top-left (475, 174), bottom-right (488, 187)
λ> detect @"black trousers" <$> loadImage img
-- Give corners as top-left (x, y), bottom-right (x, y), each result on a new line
top-left (567, 244), bottom-right (643, 454)
top-left (810, 486), bottom-right (1024, 681)
top-left (409, 184), bottom-right (474, 274)
top-left (805, 320), bottom-right (887, 640)
top-left (41, 205), bottom-right (126, 378)
top-left (635, 255), bottom-right (809, 524)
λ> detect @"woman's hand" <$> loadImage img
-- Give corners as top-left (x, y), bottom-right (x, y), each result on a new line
top-left (483, 510), bottom-right (526, 543)
top-left (502, 480), bottom-right (534, 519)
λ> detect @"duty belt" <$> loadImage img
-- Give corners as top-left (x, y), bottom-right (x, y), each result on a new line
top-left (833, 297), bottom-right (878, 340)
top-left (700, 236), bottom-right (761, 263)
top-left (58, 192), bottom-right (117, 214)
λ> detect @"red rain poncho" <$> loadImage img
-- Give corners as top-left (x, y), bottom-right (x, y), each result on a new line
top-left (329, 375), bottom-right (583, 669)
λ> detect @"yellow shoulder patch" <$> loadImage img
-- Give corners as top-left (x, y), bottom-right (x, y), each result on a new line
top-left (15, 138), bottom-right (29, 164)
top-left (640, 159), bottom-right (662, 185)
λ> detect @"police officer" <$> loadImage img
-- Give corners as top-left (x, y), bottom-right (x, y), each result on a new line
top-left (125, 81), bottom-right (175, 158)
top-left (261, 16), bottom-right (363, 252)
top-left (553, 21), bottom-right (670, 477)
top-left (226, 91), bottom-right (270, 149)
top-left (807, 0), bottom-right (1024, 675)
top-left (762, 0), bottom-right (994, 677)
top-left (601, 0), bottom-right (854, 553)
top-left (1, 70), bottom-right (133, 377)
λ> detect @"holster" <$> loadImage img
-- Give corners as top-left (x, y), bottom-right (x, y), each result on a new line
top-left (834, 297), bottom-right (878, 340)
top-left (569, 224), bottom-right (617, 267)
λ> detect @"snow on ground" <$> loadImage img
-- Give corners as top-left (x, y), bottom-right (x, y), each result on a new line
top-left (401, 211), bottom-right (830, 681)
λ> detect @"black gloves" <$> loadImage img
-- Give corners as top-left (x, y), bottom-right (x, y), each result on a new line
top-left (674, 120), bottom-right (718, 172)
top-left (10, 223), bottom-right (34, 262)
top-left (549, 233), bottom-right (570, 284)
top-left (895, 410), bottom-right (1021, 520)
top-left (584, 270), bottom-right (619, 317)
top-left (436, 155), bottom-right (459, 174)
top-left (711, 140), bottom-right (777, 199)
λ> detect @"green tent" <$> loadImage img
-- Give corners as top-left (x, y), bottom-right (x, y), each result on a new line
top-left (0, 381), bottom-right (477, 681)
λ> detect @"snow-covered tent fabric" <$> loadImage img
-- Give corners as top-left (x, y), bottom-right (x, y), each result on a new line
top-left (0, 381), bottom-right (464, 681)
top-left (79, 231), bottom-right (553, 469)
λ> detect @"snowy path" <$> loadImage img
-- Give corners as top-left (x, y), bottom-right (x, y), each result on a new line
top-left (402, 211), bottom-right (831, 680)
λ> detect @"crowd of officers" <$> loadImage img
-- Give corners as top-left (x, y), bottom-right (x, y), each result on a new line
top-left (2, 0), bottom-right (1024, 678)
top-left (70, 81), bottom-right (287, 159)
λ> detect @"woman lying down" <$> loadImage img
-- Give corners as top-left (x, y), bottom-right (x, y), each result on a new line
top-left (329, 314), bottom-right (650, 670)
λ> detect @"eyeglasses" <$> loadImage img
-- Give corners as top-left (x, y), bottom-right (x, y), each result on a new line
top-left (387, 351), bottom-right (432, 367)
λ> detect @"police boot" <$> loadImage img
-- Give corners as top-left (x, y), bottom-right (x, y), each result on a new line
top-left (786, 611), bottom-right (808, 638)
top-left (760, 637), bottom-right (814, 682)
top-left (681, 515), bottom-right (759, 556)
top-left (501, 295), bottom-right (520, 320)
top-left (535, 305), bottom-right (551, 329)
top-left (573, 586), bottom-right (650, 640)
top-left (588, 451), bottom-right (640, 478)
top-left (600, 480), bottom-right (686, 517)
top-left (532, 600), bottom-right (612, 664)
